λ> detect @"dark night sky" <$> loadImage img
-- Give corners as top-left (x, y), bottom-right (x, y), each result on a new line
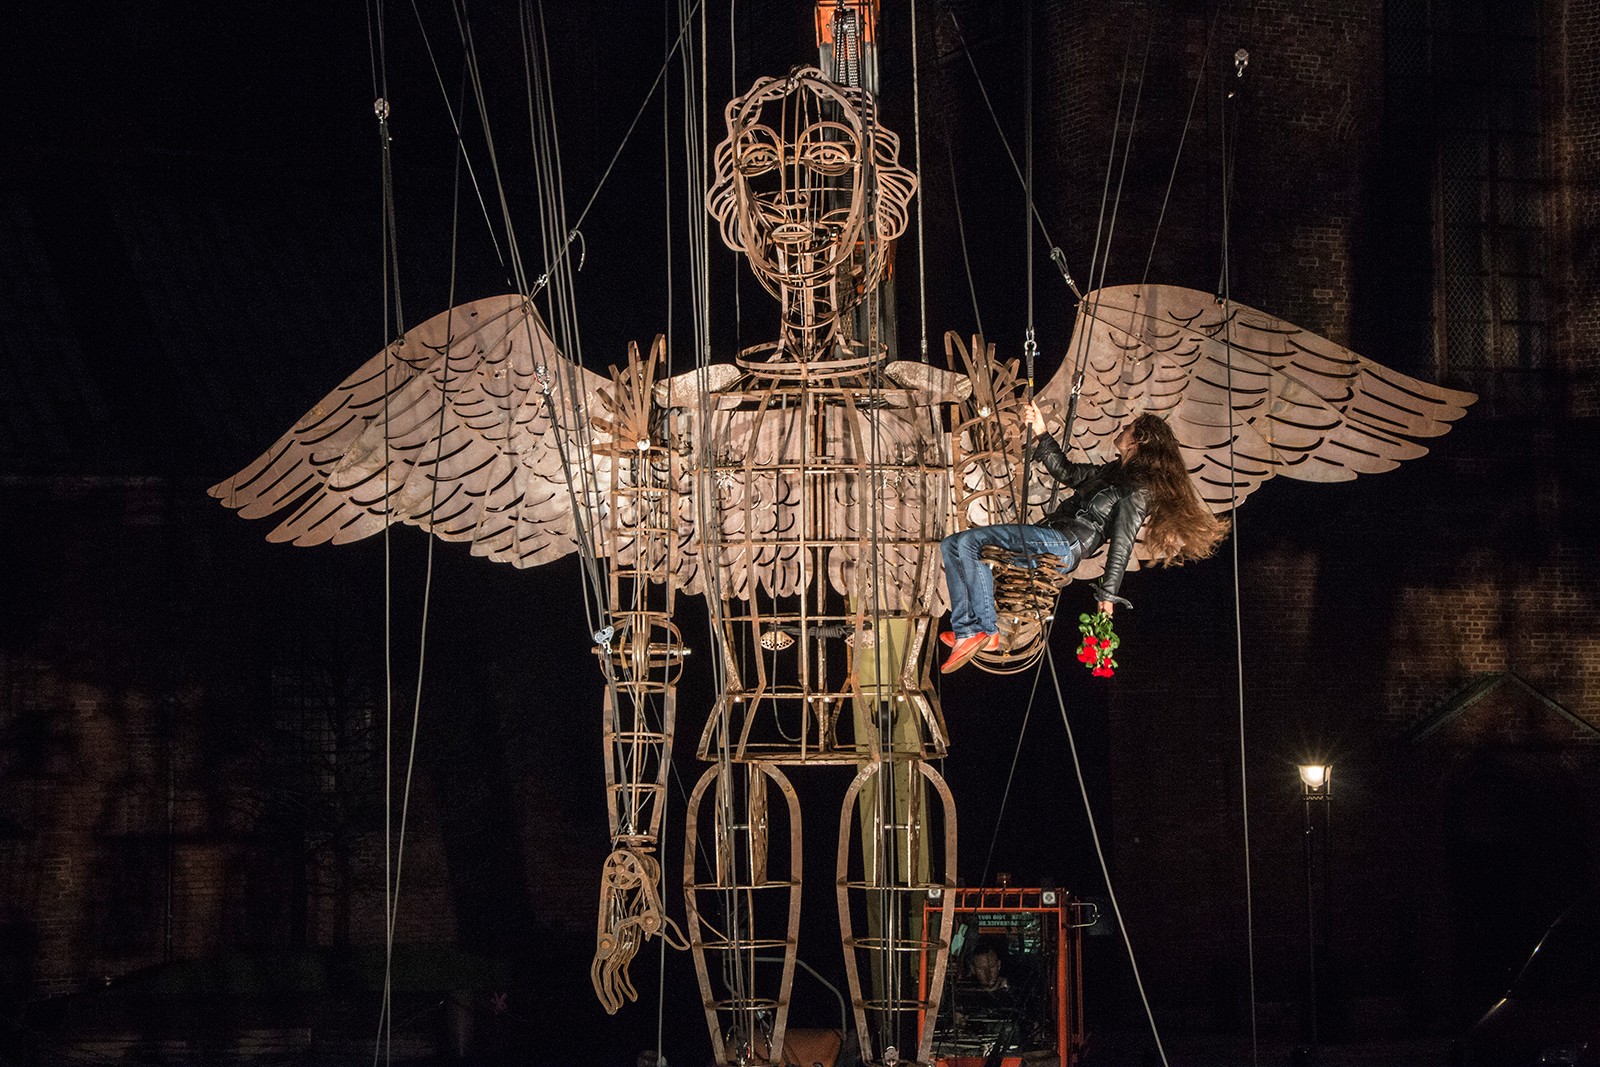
top-left (4, 2), bottom-right (1060, 476)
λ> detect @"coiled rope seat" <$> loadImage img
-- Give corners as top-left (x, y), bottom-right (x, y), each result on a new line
top-left (975, 545), bottom-right (1073, 673)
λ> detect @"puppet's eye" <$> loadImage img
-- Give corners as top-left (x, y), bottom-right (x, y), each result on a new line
top-left (737, 139), bottom-right (780, 177)
top-left (798, 123), bottom-right (858, 176)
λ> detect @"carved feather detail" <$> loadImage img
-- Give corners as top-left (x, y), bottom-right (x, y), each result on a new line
top-left (209, 294), bottom-right (610, 568)
top-left (1031, 284), bottom-right (1476, 579)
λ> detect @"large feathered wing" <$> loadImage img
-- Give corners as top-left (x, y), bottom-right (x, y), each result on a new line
top-left (1037, 284), bottom-right (1476, 504)
top-left (209, 294), bottom-right (612, 568)
top-left (1032, 284), bottom-right (1476, 578)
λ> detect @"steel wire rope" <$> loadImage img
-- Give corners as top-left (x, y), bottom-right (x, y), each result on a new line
top-left (369, 61), bottom-right (488, 1067)
top-left (963, 0), bottom-right (1121, 900)
top-left (521, 0), bottom-right (608, 607)
top-left (513, 34), bottom-right (713, 1042)
top-left (652, 5), bottom-right (679, 1063)
top-left (941, 129), bottom-right (985, 340)
top-left (439, 14), bottom-right (657, 1013)
top-left (406, 0), bottom-right (511, 276)
top-left (855, 53), bottom-right (908, 1056)
top-left (449, 3), bottom-right (533, 297)
top-left (507, 4), bottom-right (657, 803)
top-left (1021, 2), bottom-right (1037, 523)
top-left (910, 0), bottom-right (959, 890)
top-left (1072, 32), bottom-right (1150, 373)
top-left (449, 0), bottom-right (605, 698)
top-left (1139, 10), bottom-right (1220, 288)
top-left (977, 2), bottom-right (1048, 891)
top-left (1041, 642), bottom-right (1170, 1067)
top-left (531, 0), bottom-right (710, 299)
top-left (959, 29), bottom-right (1179, 1067)
top-left (1216, 55), bottom-right (1260, 1067)
top-left (375, 15), bottom-right (625, 1057)
top-left (960, 16), bottom-right (1126, 889)
top-left (372, 77), bottom-right (470, 1067)
top-left (910, 0), bottom-right (929, 359)
top-left (673, 0), bottom-right (752, 1047)
top-left (729, 0), bottom-right (743, 340)
top-left (946, 12), bottom-right (1063, 279)
top-left (1045, 24), bottom-right (1148, 529)
top-left (645, 0), bottom-right (747, 1056)
top-left (977, 655), bottom-right (1048, 889)
top-left (944, 11), bottom-right (1150, 421)
top-left (363, 3), bottom-right (403, 1060)
top-left (405, 0), bottom-right (705, 294)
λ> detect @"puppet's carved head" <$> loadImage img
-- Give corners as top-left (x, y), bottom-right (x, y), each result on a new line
top-left (708, 67), bottom-right (915, 323)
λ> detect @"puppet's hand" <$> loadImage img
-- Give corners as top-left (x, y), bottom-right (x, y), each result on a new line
top-left (590, 848), bottom-right (687, 1014)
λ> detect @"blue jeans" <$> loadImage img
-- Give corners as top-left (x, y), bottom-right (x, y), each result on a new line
top-left (939, 525), bottom-right (1082, 638)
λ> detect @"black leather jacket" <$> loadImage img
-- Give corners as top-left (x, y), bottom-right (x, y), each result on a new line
top-left (1031, 434), bottom-right (1150, 608)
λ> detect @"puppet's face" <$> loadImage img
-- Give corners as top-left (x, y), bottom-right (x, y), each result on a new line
top-left (709, 68), bottom-right (915, 315)
top-left (732, 101), bottom-right (863, 279)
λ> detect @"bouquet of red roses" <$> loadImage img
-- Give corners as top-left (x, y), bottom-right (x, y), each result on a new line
top-left (1076, 611), bottom-right (1119, 677)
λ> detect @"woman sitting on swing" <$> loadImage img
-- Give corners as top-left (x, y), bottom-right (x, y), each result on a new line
top-left (939, 401), bottom-right (1229, 673)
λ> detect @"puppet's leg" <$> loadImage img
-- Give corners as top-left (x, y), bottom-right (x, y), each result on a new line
top-left (683, 760), bottom-right (803, 1067)
top-left (834, 623), bottom-right (958, 1066)
top-left (837, 758), bottom-right (958, 1067)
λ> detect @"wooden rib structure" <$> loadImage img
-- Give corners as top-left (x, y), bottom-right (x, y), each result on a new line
top-left (943, 331), bottom-right (1065, 672)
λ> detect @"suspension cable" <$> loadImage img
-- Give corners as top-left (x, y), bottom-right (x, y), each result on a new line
top-left (1219, 48), bottom-right (1261, 1067)
top-left (535, 0), bottom-right (707, 298)
top-left (942, 129), bottom-right (985, 339)
top-left (910, 0), bottom-right (929, 360)
top-left (406, 1), bottom-right (511, 276)
top-left (978, 663), bottom-right (1046, 887)
top-left (1140, 10), bottom-right (1220, 287)
top-left (1049, 21), bottom-right (1148, 502)
top-left (376, 79), bottom-right (470, 1067)
top-left (1020, 1), bottom-right (1037, 509)
top-left (946, 11), bottom-right (1070, 289)
top-left (364, 2), bottom-right (402, 1060)
top-left (1044, 644), bottom-right (1171, 1067)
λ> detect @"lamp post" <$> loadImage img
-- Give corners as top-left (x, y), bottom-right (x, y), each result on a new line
top-left (1297, 764), bottom-right (1332, 1052)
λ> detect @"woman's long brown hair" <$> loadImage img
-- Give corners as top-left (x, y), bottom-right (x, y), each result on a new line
top-left (1119, 413), bottom-right (1229, 564)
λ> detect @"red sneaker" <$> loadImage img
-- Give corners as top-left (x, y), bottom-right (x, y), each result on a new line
top-left (942, 632), bottom-right (993, 673)
top-left (941, 631), bottom-right (998, 650)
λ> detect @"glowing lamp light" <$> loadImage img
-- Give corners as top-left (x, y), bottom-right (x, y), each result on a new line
top-left (1298, 763), bottom-right (1332, 797)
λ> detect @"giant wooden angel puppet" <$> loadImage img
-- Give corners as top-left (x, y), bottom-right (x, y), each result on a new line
top-left (211, 62), bottom-right (1473, 1067)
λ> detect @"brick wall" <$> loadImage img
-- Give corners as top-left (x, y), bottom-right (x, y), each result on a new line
top-left (1552, 0), bottom-right (1600, 413)
top-left (1016, 0), bottom-right (1600, 1036)
top-left (0, 479), bottom-right (473, 997)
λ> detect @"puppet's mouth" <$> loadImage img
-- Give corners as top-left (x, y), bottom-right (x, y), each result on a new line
top-left (770, 221), bottom-right (827, 246)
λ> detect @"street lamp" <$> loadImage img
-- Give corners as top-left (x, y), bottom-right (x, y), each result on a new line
top-left (1297, 764), bottom-right (1331, 1053)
